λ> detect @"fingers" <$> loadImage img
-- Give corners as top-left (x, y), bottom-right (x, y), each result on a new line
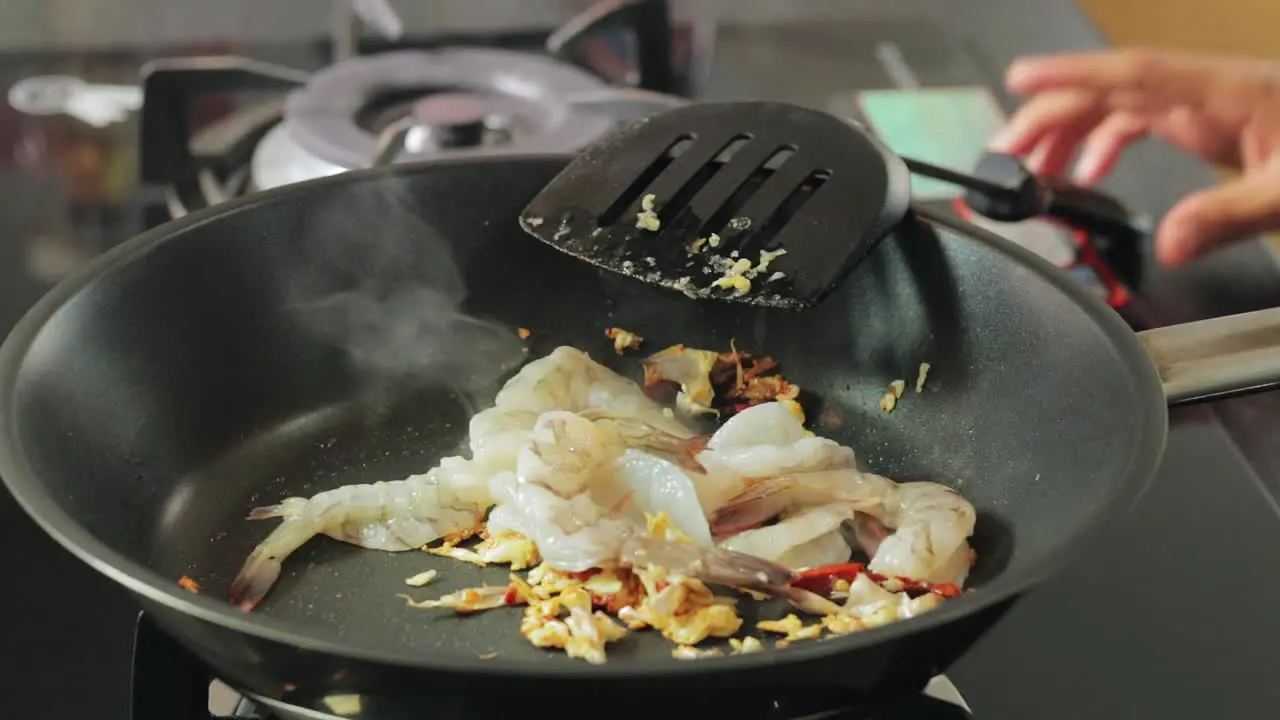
top-left (1005, 49), bottom-right (1229, 106)
top-left (991, 91), bottom-right (1148, 181)
top-left (990, 90), bottom-right (1104, 155)
top-left (1026, 130), bottom-right (1083, 178)
top-left (1150, 106), bottom-right (1243, 168)
top-left (1073, 111), bottom-right (1150, 184)
top-left (1156, 168), bottom-right (1280, 265)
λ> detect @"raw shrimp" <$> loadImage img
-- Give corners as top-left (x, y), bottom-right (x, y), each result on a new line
top-left (692, 402), bottom-right (857, 513)
top-left (469, 346), bottom-right (692, 471)
top-left (486, 411), bottom-right (786, 587)
top-left (231, 347), bottom-right (697, 610)
top-left (718, 503), bottom-right (856, 569)
top-left (229, 457), bottom-right (487, 610)
top-left (703, 403), bottom-right (976, 585)
top-left (713, 469), bottom-right (977, 585)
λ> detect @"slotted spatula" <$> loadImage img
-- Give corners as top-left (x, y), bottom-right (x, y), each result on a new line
top-left (518, 101), bottom-right (913, 309)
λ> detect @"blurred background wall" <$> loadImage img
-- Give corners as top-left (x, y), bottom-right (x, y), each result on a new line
top-left (1080, 0), bottom-right (1280, 57)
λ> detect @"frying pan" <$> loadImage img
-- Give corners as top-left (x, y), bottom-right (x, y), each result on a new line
top-left (2, 155), bottom-right (1279, 713)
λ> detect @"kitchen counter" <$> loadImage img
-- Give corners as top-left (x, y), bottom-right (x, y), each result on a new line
top-left (1, 2), bottom-right (1279, 719)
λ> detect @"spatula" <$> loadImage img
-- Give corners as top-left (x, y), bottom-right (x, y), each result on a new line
top-left (518, 101), bottom-right (1137, 309)
top-left (518, 101), bottom-right (913, 309)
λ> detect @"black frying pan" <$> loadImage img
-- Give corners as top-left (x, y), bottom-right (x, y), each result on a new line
top-left (2, 156), bottom-right (1279, 714)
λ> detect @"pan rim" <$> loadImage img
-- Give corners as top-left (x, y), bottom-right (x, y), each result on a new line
top-left (0, 154), bottom-right (1168, 679)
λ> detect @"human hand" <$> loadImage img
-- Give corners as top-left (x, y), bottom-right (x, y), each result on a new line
top-left (991, 49), bottom-right (1280, 265)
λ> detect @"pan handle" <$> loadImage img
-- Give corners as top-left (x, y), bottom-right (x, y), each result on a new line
top-left (1136, 306), bottom-right (1280, 406)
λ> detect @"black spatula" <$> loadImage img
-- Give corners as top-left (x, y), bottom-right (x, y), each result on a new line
top-left (518, 101), bottom-right (912, 309)
top-left (518, 101), bottom-right (1139, 310)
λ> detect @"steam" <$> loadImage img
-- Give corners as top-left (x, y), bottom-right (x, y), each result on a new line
top-left (288, 175), bottom-right (526, 397)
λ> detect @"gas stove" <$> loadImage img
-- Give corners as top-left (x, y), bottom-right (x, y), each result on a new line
top-left (128, 0), bottom-right (689, 219)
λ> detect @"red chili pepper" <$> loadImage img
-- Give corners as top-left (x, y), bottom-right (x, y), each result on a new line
top-left (790, 563), bottom-right (867, 594)
top-left (789, 562), bottom-right (963, 599)
top-left (502, 584), bottom-right (522, 605)
top-left (928, 582), bottom-right (963, 599)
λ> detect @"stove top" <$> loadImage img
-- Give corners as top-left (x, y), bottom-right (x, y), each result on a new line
top-left (3, 3), bottom-right (1280, 720)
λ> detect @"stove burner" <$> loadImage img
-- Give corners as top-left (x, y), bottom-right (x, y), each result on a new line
top-left (279, 49), bottom-right (616, 171)
top-left (405, 92), bottom-right (505, 149)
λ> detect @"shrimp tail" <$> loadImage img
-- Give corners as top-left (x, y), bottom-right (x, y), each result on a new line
top-left (246, 504), bottom-right (283, 520)
top-left (709, 477), bottom-right (796, 539)
top-left (778, 585), bottom-right (844, 615)
top-left (698, 546), bottom-right (795, 590)
top-left (633, 433), bottom-right (709, 474)
top-left (228, 545), bottom-right (284, 612)
top-left (839, 515), bottom-right (889, 557)
top-left (228, 517), bottom-right (317, 611)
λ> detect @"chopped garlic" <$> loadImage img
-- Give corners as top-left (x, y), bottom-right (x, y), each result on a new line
top-left (756, 247), bottom-right (788, 275)
top-left (673, 645), bottom-right (724, 660)
top-left (729, 636), bottom-right (765, 654)
top-left (821, 614), bottom-right (864, 636)
top-left (689, 236), bottom-right (708, 254)
top-left (916, 362), bottom-right (931, 393)
top-left (767, 271), bottom-right (786, 283)
top-left (475, 531), bottom-right (541, 569)
top-left (426, 544), bottom-right (486, 565)
top-left (605, 327), bottom-right (644, 355)
top-left (707, 233), bottom-right (722, 248)
top-left (636, 194), bottom-right (661, 231)
top-left (525, 216), bottom-right (544, 227)
top-left (403, 569), bottom-right (438, 587)
top-left (398, 585), bottom-right (511, 613)
top-left (757, 613), bottom-right (823, 642)
top-left (712, 275), bottom-right (751, 295)
top-left (711, 257), bottom-right (755, 296)
top-left (779, 397), bottom-right (806, 424)
top-left (728, 216), bottom-right (752, 231)
top-left (889, 379), bottom-right (906, 398)
top-left (879, 392), bottom-right (897, 413)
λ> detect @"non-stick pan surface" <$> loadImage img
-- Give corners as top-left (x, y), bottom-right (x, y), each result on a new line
top-left (0, 156), bottom-right (1164, 700)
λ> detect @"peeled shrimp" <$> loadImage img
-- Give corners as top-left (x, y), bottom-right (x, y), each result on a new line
top-left (718, 503), bottom-right (855, 569)
top-left (469, 346), bottom-right (692, 471)
top-left (692, 402), bottom-right (857, 513)
top-left (486, 411), bottom-right (782, 587)
top-left (713, 469), bottom-right (976, 585)
top-left (231, 347), bottom-right (696, 610)
top-left (487, 412), bottom-right (694, 570)
top-left (229, 458), bottom-right (487, 610)
top-left (702, 402), bottom-right (976, 585)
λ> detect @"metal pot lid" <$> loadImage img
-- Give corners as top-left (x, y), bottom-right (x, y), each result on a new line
top-left (283, 48), bottom-right (620, 170)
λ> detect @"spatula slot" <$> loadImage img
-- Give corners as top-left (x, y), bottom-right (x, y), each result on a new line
top-left (597, 134), bottom-right (694, 227)
top-left (654, 134), bottom-right (754, 228)
top-left (750, 168), bottom-right (832, 251)
top-left (693, 145), bottom-right (798, 241)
